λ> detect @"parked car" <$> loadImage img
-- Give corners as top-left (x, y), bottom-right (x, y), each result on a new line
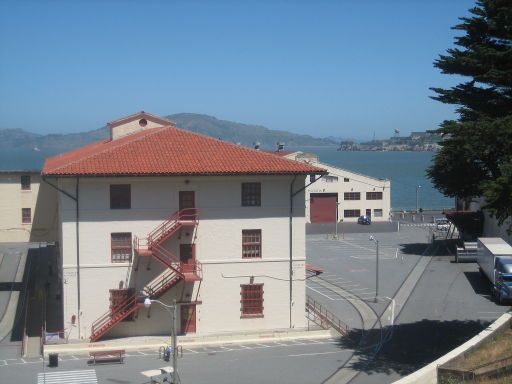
top-left (358, 215), bottom-right (371, 225)
top-left (435, 218), bottom-right (450, 231)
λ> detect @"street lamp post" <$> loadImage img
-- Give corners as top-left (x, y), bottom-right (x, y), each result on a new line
top-left (416, 185), bottom-right (422, 212)
top-left (369, 236), bottom-right (379, 302)
top-left (144, 298), bottom-right (178, 384)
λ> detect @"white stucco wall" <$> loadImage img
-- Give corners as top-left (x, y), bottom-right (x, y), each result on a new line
top-left (306, 162), bottom-right (391, 222)
top-left (0, 172), bottom-right (58, 242)
top-left (57, 175), bottom-right (308, 340)
top-left (110, 117), bottom-right (167, 140)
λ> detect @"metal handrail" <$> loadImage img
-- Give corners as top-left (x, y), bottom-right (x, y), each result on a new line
top-left (91, 295), bottom-right (138, 338)
top-left (306, 296), bottom-right (349, 336)
top-left (147, 208), bottom-right (199, 248)
top-left (143, 270), bottom-right (180, 298)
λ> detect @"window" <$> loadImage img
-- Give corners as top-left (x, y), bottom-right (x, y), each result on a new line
top-left (344, 209), bottom-right (360, 218)
top-left (344, 178), bottom-right (350, 182)
top-left (374, 209), bottom-right (383, 217)
top-left (22, 208), bottom-right (31, 224)
top-left (366, 192), bottom-right (383, 200)
top-left (110, 184), bottom-right (131, 209)
top-left (240, 284), bottom-right (264, 317)
top-left (344, 192), bottom-right (360, 200)
top-left (242, 230), bottom-right (262, 259)
top-left (111, 233), bottom-right (132, 263)
top-left (323, 176), bottom-right (338, 183)
top-left (241, 182), bottom-right (261, 206)
top-left (21, 175), bottom-right (31, 190)
top-left (310, 175), bottom-right (315, 183)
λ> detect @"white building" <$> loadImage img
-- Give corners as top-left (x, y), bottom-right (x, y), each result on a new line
top-left (0, 170), bottom-right (58, 242)
top-left (42, 112), bottom-right (326, 341)
top-left (266, 151), bottom-right (391, 223)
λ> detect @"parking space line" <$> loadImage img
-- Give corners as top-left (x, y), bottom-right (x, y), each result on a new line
top-left (306, 285), bottom-right (338, 300)
top-left (183, 348), bottom-right (199, 354)
top-left (286, 351), bottom-right (344, 357)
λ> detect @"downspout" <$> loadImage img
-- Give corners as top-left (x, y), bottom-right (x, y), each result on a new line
top-left (43, 176), bottom-right (81, 339)
top-left (289, 173), bottom-right (324, 328)
top-left (76, 177), bottom-right (81, 339)
top-left (289, 175), bottom-right (297, 329)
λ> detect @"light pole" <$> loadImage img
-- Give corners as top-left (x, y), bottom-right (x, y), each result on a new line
top-left (416, 185), bottom-right (422, 212)
top-left (369, 236), bottom-right (379, 302)
top-left (144, 298), bottom-right (178, 384)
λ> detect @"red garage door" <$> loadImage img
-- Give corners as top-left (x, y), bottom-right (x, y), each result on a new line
top-left (310, 193), bottom-right (338, 223)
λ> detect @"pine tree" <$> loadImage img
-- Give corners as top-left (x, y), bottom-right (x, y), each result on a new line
top-left (427, 0), bottom-right (512, 226)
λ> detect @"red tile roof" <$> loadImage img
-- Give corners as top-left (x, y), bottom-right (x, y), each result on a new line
top-left (42, 126), bottom-right (326, 177)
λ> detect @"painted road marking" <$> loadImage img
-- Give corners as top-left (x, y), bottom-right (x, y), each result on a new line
top-left (37, 369), bottom-right (98, 384)
top-left (286, 351), bottom-right (346, 357)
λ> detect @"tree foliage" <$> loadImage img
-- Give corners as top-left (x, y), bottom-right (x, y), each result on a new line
top-left (427, 0), bottom-right (512, 226)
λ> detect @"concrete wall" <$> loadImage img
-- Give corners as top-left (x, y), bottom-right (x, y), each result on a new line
top-left (0, 172), bottom-right (58, 242)
top-left (57, 175), bottom-right (307, 340)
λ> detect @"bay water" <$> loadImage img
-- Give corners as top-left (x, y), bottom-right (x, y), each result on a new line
top-left (0, 147), bottom-right (452, 210)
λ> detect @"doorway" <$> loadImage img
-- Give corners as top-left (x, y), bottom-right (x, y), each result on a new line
top-left (179, 191), bottom-right (195, 210)
top-left (180, 304), bottom-right (196, 333)
top-left (180, 244), bottom-right (196, 273)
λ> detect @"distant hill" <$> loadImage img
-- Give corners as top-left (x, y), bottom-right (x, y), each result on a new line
top-left (0, 113), bottom-right (337, 153)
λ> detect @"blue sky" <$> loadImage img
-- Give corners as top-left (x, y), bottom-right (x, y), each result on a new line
top-left (0, 0), bottom-right (474, 140)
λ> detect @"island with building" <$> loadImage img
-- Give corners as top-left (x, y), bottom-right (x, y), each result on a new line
top-left (337, 130), bottom-right (443, 151)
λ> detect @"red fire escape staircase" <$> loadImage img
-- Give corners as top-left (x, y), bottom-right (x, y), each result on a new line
top-left (89, 208), bottom-right (202, 342)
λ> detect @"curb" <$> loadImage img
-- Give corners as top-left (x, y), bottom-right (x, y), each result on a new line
top-left (43, 328), bottom-right (335, 357)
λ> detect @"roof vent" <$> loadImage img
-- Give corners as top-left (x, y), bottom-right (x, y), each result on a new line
top-left (277, 142), bottom-right (285, 151)
top-left (254, 142), bottom-right (261, 150)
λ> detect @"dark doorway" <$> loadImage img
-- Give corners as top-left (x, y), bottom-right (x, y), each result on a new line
top-left (179, 191), bottom-right (195, 210)
top-left (180, 304), bottom-right (196, 333)
top-left (180, 244), bottom-right (196, 273)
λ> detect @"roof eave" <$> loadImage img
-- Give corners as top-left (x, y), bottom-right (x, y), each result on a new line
top-left (42, 170), bottom-right (328, 178)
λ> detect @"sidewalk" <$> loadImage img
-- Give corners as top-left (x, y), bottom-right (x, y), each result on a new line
top-left (44, 327), bottom-right (335, 356)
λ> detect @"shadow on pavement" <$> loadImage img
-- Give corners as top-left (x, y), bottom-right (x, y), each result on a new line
top-left (464, 271), bottom-right (493, 300)
top-left (334, 319), bottom-right (490, 377)
top-left (399, 243), bottom-right (429, 255)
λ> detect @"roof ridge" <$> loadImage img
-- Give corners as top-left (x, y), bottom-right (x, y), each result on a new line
top-left (166, 125), bottom-right (315, 166)
top-left (47, 127), bottom-right (167, 174)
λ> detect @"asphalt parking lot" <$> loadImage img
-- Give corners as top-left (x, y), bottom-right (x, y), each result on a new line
top-left (306, 225), bottom-right (510, 384)
top-left (1, 226), bottom-right (509, 384)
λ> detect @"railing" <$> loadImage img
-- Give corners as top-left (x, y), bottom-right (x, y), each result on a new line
top-left (90, 295), bottom-right (139, 340)
top-left (147, 208), bottom-right (199, 248)
top-left (152, 243), bottom-right (182, 269)
top-left (143, 270), bottom-right (180, 298)
top-left (133, 235), bottom-right (148, 253)
top-left (306, 296), bottom-right (349, 336)
top-left (191, 260), bottom-right (203, 279)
